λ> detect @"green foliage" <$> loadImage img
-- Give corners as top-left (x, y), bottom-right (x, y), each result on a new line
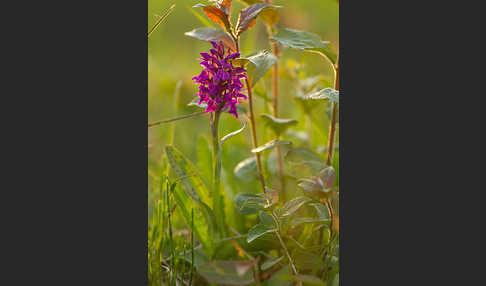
top-left (251, 139), bottom-right (292, 153)
top-left (149, 1), bottom-right (338, 285)
top-left (271, 28), bottom-right (337, 65)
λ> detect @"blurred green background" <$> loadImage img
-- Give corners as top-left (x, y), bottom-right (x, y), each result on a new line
top-left (148, 0), bottom-right (339, 213)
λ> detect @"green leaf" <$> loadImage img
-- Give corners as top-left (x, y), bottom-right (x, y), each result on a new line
top-left (291, 217), bottom-right (330, 229)
top-left (233, 157), bottom-right (258, 181)
top-left (259, 211), bottom-right (276, 227)
top-left (234, 193), bottom-right (267, 215)
top-left (305, 88), bottom-right (339, 104)
top-left (197, 260), bottom-right (255, 285)
top-left (220, 122), bottom-right (246, 146)
top-left (239, 51), bottom-right (278, 86)
top-left (260, 114), bottom-right (298, 136)
top-left (251, 139), bottom-right (292, 153)
top-left (279, 196), bottom-right (311, 217)
top-left (292, 250), bottom-right (325, 271)
top-left (247, 223), bottom-right (277, 243)
top-left (193, 3), bottom-right (232, 33)
top-left (261, 255), bottom-right (284, 271)
top-left (172, 185), bottom-right (214, 255)
top-left (309, 202), bottom-right (331, 220)
top-left (284, 147), bottom-right (326, 178)
top-left (236, 3), bottom-right (279, 36)
top-left (279, 274), bottom-right (327, 286)
top-left (165, 145), bottom-right (211, 205)
top-left (185, 27), bottom-right (237, 51)
top-left (271, 28), bottom-right (337, 65)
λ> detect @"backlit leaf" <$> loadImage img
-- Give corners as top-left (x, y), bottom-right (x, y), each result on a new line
top-left (305, 87), bottom-right (339, 104)
top-left (279, 196), bottom-right (311, 217)
top-left (234, 193), bottom-right (266, 215)
top-left (185, 27), bottom-right (237, 52)
top-left (194, 3), bottom-right (232, 33)
top-left (261, 255), bottom-right (284, 271)
top-left (238, 51), bottom-right (277, 86)
top-left (233, 157), bottom-right (258, 181)
top-left (271, 28), bottom-right (337, 65)
top-left (236, 3), bottom-right (279, 36)
top-left (260, 114), bottom-right (297, 136)
top-left (251, 139), bottom-right (291, 153)
top-left (247, 223), bottom-right (277, 243)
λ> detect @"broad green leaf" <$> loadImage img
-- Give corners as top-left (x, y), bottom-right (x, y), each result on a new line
top-left (193, 3), bottom-right (232, 33)
top-left (305, 88), bottom-right (339, 104)
top-left (185, 27), bottom-right (237, 51)
top-left (292, 250), bottom-right (325, 271)
top-left (247, 223), bottom-right (276, 243)
top-left (238, 51), bottom-right (278, 86)
top-left (309, 202), bottom-right (331, 220)
top-left (261, 255), bottom-right (284, 271)
top-left (271, 28), bottom-right (337, 65)
top-left (279, 196), bottom-right (311, 217)
top-left (285, 147), bottom-right (326, 178)
top-left (260, 114), bottom-right (298, 136)
top-left (251, 139), bottom-right (292, 153)
top-left (236, 3), bottom-right (279, 36)
top-left (172, 185), bottom-right (214, 255)
top-left (165, 145), bottom-right (210, 205)
top-left (234, 193), bottom-right (266, 215)
top-left (197, 136), bottom-right (212, 188)
top-left (197, 260), bottom-right (255, 285)
top-left (259, 211), bottom-right (276, 227)
top-left (279, 274), bottom-right (327, 286)
top-left (220, 122), bottom-right (246, 146)
top-left (233, 157), bottom-right (258, 181)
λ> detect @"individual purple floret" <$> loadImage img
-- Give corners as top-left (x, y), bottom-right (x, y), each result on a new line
top-left (192, 41), bottom-right (247, 118)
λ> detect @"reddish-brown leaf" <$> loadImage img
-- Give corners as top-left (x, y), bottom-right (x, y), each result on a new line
top-left (194, 4), bottom-right (232, 33)
top-left (236, 3), bottom-right (275, 36)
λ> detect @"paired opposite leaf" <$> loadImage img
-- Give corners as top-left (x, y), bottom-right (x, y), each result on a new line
top-left (271, 28), bottom-right (337, 65)
top-left (234, 193), bottom-right (267, 215)
top-left (252, 139), bottom-right (292, 153)
top-left (194, 3), bottom-right (232, 33)
top-left (236, 3), bottom-right (279, 36)
top-left (261, 114), bottom-right (298, 136)
top-left (185, 27), bottom-right (237, 51)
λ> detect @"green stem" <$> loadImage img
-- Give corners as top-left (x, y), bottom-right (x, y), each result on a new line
top-left (326, 63), bottom-right (339, 166)
top-left (210, 111), bottom-right (226, 236)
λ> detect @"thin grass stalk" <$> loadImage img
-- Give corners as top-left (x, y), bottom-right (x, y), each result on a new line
top-left (326, 62), bottom-right (339, 166)
top-left (245, 78), bottom-right (267, 191)
top-left (147, 4), bottom-right (176, 38)
top-left (189, 208), bottom-right (194, 286)
top-left (231, 34), bottom-right (267, 192)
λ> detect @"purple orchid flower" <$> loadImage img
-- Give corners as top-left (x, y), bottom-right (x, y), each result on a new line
top-left (192, 41), bottom-right (247, 118)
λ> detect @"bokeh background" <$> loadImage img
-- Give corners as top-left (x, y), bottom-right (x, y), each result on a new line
top-left (148, 0), bottom-right (339, 215)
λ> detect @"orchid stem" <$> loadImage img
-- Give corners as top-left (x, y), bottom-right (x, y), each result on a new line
top-left (210, 110), bottom-right (226, 236)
